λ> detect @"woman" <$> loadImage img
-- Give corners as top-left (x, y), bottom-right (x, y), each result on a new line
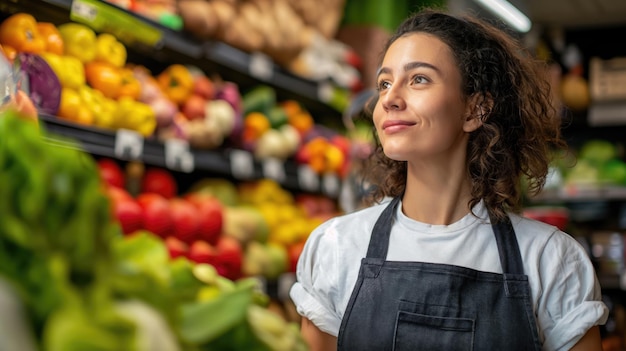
top-left (289, 8), bottom-right (608, 351)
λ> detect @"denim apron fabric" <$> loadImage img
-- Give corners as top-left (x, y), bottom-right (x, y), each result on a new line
top-left (337, 197), bottom-right (542, 350)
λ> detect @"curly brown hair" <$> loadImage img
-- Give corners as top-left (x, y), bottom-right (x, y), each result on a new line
top-left (361, 9), bottom-right (566, 221)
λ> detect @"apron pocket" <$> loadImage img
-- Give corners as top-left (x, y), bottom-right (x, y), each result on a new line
top-left (393, 311), bottom-right (474, 351)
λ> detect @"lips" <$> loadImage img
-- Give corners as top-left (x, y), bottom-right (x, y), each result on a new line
top-left (382, 120), bottom-right (416, 132)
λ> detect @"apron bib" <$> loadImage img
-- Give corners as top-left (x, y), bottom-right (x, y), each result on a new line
top-left (337, 197), bottom-right (542, 350)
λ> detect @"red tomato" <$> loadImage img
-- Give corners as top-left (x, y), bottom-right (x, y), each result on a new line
top-left (136, 192), bottom-right (173, 238)
top-left (141, 167), bottom-right (177, 198)
top-left (170, 198), bottom-right (200, 244)
top-left (106, 188), bottom-right (142, 235)
top-left (185, 193), bottom-right (223, 245)
top-left (97, 158), bottom-right (125, 188)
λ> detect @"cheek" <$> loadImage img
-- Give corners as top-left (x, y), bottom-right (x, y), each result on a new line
top-left (372, 103), bottom-right (385, 131)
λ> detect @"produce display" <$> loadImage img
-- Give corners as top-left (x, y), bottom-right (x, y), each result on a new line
top-left (0, 12), bottom-right (359, 177)
top-left (0, 109), bottom-right (310, 350)
top-left (97, 158), bottom-right (340, 282)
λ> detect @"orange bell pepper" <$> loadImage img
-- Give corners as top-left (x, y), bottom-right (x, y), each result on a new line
top-left (117, 68), bottom-right (141, 100)
top-left (157, 64), bottom-right (194, 104)
top-left (0, 13), bottom-right (46, 54)
top-left (37, 22), bottom-right (64, 55)
top-left (85, 61), bottom-right (123, 99)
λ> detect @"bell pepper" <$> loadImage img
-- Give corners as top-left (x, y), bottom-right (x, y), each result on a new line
top-left (57, 23), bottom-right (97, 63)
top-left (40, 52), bottom-right (85, 89)
top-left (57, 87), bottom-right (94, 125)
top-left (115, 96), bottom-right (156, 136)
top-left (78, 86), bottom-right (116, 129)
top-left (95, 33), bottom-right (126, 68)
top-left (157, 64), bottom-right (194, 104)
top-left (37, 22), bottom-right (64, 55)
top-left (117, 68), bottom-right (141, 100)
top-left (0, 13), bottom-right (46, 54)
top-left (85, 61), bottom-right (123, 99)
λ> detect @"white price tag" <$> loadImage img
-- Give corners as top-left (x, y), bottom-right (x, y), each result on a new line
top-left (114, 129), bottom-right (143, 160)
top-left (317, 81), bottom-right (334, 103)
top-left (230, 150), bottom-right (255, 180)
top-left (249, 52), bottom-right (273, 81)
top-left (262, 158), bottom-right (286, 183)
top-left (322, 173), bottom-right (340, 197)
top-left (164, 139), bottom-right (194, 173)
top-left (298, 165), bottom-right (319, 192)
top-left (71, 0), bottom-right (98, 21)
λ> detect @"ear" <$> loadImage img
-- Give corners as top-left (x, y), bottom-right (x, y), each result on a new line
top-left (463, 94), bottom-right (493, 132)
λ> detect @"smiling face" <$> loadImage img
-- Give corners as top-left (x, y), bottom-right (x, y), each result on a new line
top-left (373, 33), bottom-right (481, 164)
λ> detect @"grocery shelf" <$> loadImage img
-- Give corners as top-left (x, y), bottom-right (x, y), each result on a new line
top-left (5, 0), bottom-right (347, 119)
top-left (530, 185), bottom-right (626, 203)
top-left (39, 115), bottom-right (342, 198)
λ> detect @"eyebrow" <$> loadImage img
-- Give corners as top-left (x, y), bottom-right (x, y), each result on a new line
top-left (376, 61), bottom-right (441, 78)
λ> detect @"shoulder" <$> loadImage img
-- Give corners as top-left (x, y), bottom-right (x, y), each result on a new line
top-left (508, 213), bottom-right (588, 258)
top-left (307, 200), bottom-right (391, 248)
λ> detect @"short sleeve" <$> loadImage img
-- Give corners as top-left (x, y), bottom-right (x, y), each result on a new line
top-left (537, 231), bottom-right (609, 351)
top-left (289, 220), bottom-right (343, 336)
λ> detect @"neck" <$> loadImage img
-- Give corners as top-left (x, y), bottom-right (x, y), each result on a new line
top-left (401, 162), bottom-right (473, 225)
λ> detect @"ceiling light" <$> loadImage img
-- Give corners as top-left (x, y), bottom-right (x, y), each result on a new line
top-left (474, 0), bottom-right (532, 32)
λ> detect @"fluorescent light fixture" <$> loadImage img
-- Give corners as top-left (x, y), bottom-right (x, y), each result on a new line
top-left (474, 0), bottom-right (532, 32)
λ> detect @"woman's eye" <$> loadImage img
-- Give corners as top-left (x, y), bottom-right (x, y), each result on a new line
top-left (377, 81), bottom-right (391, 91)
top-left (411, 75), bottom-right (428, 84)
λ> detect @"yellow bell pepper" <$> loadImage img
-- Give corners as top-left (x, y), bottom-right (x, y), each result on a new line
top-left (115, 96), bottom-right (156, 136)
top-left (40, 52), bottom-right (85, 89)
top-left (58, 22), bottom-right (97, 63)
top-left (95, 33), bottom-right (126, 68)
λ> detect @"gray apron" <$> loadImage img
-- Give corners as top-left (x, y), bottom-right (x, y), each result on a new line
top-left (337, 197), bottom-right (542, 350)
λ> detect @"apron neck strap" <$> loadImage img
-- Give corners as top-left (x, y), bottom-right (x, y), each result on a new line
top-left (490, 212), bottom-right (525, 275)
top-left (366, 197), bottom-right (525, 275)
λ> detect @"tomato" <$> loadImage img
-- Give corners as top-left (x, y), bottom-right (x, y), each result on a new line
top-left (37, 22), bottom-right (64, 55)
top-left (136, 192), bottom-right (173, 238)
top-left (169, 198), bottom-right (200, 244)
top-left (97, 158), bottom-right (125, 188)
top-left (141, 167), bottom-right (178, 199)
top-left (85, 61), bottom-right (123, 99)
top-left (185, 193), bottom-right (224, 245)
top-left (0, 13), bottom-right (46, 54)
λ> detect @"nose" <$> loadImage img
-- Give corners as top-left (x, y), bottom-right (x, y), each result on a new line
top-left (380, 85), bottom-right (406, 112)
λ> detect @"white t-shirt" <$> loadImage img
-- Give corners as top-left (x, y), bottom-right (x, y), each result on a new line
top-left (289, 199), bottom-right (609, 351)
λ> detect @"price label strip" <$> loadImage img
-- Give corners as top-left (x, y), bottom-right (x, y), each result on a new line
top-left (298, 165), bottom-right (319, 192)
top-left (262, 158), bottom-right (286, 183)
top-left (70, 0), bottom-right (163, 47)
top-left (249, 52), bottom-right (274, 81)
top-left (114, 129), bottom-right (144, 160)
top-left (230, 149), bottom-right (255, 180)
top-left (322, 173), bottom-right (340, 197)
top-left (164, 139), bottom-right (194, 173)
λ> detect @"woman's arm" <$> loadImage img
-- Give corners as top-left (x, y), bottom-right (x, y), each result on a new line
top-left (300, 317), bottom-right (337, 351)
top-left (569, 326), bottom-right (602, 351)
